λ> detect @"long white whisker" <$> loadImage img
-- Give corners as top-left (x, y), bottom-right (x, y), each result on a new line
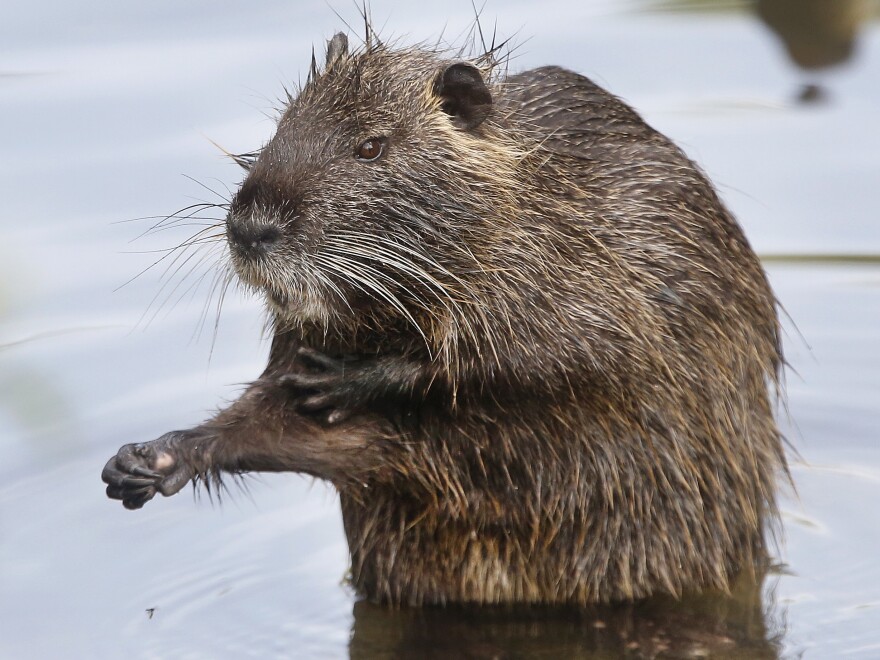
top-left (322, 233), bottom-right (487, 356)
top-left (314, 253), bottom-right (429, 345)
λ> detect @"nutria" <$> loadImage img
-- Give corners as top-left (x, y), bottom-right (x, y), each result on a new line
top-left (102, 29), bottom-right (786, 606)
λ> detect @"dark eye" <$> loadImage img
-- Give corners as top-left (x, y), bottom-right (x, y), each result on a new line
top-left (356, 137), bottom-right (385, 161)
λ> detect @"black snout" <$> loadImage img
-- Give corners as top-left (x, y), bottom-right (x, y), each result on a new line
top-left (226, 221), bottom-right (281, 256)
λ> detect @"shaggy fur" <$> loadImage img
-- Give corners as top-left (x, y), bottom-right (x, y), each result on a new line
top-left (103, 31), bottom-right (786, 606)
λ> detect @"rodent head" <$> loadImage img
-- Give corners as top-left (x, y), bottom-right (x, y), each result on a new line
top-left (225, 33), bottom-right (522, 338)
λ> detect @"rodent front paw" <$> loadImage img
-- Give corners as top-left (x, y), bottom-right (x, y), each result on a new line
top-left (102, 432), bottom-right (196, 509)
top-left (279, 347), bottom-right (360, 424)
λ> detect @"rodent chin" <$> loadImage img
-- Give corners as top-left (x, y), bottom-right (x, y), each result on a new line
top-left (228, 248), bottom-right (335, 327)
top-left (267, 278), bottom-right (335, 326)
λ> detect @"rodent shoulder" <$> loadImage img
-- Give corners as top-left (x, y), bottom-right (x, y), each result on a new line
top-left (502, 66), bottom-right (659, 156)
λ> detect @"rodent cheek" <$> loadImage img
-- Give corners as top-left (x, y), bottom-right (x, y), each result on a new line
top-left (286, 205), bottom-right (331, 253)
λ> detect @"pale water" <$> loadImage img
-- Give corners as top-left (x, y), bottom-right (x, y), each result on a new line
top-left (2, 1), bottom-right (879, 657)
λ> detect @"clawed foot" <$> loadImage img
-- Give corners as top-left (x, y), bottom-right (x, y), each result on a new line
top-left (102, 432), bottom-right (197, 509)
top-left (279, 347), bottom-right (364, 425)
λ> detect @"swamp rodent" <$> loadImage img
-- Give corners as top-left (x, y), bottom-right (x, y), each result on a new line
top-left (103, 31), bottom-right (786, 605)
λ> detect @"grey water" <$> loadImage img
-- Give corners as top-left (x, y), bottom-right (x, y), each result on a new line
top-left (2, 1), bottom-right (879, 657)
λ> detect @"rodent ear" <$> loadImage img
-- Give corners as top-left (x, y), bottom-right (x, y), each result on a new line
top-left (433, 63), bottom-right (492, 130)
top-left (326, 32), bottom-right (349, 69)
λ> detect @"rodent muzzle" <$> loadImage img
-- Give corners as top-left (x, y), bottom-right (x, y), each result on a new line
top-left (226, 219), bottom-right (281, 258)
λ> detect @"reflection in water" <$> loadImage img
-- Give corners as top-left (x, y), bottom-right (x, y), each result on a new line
top-left (350, 573), bottom-right (783, 659)
top-left (755, 0), bottom-right (870, 102)
top-left (0, 273), bottom-right (77, 456)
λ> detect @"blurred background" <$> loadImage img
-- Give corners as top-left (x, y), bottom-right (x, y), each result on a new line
top-left (2, 1), bottom-right (879, 657)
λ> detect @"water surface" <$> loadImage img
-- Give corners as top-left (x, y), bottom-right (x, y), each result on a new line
top-left (2, 1), bottom-right (879, 657)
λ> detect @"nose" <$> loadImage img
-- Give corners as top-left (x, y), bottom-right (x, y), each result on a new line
top-left (226, 220), bottom-right (281, 256)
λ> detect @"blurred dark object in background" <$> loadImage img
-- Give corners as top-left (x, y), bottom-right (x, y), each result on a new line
top-left (756, 0), bottom-right (869, 70)
top-left (796, 82), bottom-right (828, 104)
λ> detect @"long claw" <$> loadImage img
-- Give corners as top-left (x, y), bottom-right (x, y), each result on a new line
top-left (296, 346), bottom-right (342, 371)
top-left (326, 409), bottom-right (352, 425)
top-left (298, 393), bottom-right (335, 412)
top-left (131, 466), bottom-right (163, 479)
top-left (279, 372), bottom-right (335, 389)
top-left (119, 475), bottom-right (159, 488)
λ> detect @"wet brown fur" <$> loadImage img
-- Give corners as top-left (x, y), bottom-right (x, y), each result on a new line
top-left (104, 29), bottom-right (786, 606)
